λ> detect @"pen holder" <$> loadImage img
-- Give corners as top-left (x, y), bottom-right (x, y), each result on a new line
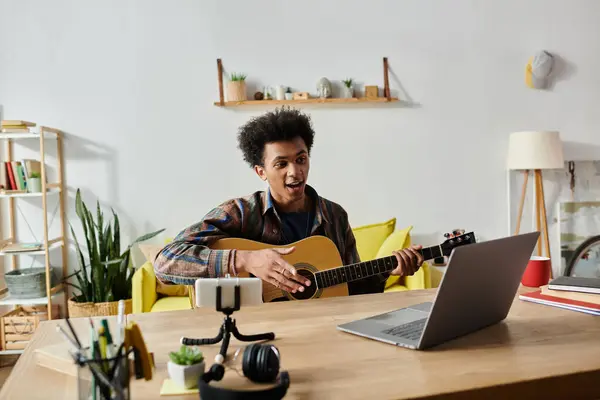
top-left (75, 344), bottom-right (132, 400)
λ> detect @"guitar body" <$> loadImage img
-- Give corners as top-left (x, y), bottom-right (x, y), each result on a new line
top-left (209, 236), bottom-right (349, 302)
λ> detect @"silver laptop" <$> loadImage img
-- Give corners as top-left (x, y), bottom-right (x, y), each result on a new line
top-left (337, 232), bottom-right (540, 350)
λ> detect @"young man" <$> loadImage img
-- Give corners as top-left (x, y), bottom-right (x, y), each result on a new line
top-left (154, 107), bottom-right (423, 298)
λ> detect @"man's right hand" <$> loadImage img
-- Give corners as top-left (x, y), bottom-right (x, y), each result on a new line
top-left (235, 247), bottom-right (311, 294)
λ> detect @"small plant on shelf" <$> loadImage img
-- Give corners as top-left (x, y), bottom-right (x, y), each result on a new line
top-left (28, 171), bottom-right (42, 193)
top-left (285, 86), bottom-right (293, 100)
top-left (229, 72), bottom-right (247, 81)
top-left (227, 72), bottom-right (247, 101)
top-left (342, 78), bottom-right (354, 98)
top-left (168, 345), bottom-right (206, 389)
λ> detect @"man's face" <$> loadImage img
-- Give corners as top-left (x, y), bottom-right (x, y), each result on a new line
top-left (255, 137), bottom-right (310, 210)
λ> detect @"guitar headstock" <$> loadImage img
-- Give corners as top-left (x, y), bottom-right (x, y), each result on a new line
top-left (440, 231), bottom-right (476, 256)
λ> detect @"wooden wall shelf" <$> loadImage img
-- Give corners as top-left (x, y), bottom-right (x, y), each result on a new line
top-left (214, 57), bottom-right (398, 107)
top-left (214, 96), bottom-right (399, 107)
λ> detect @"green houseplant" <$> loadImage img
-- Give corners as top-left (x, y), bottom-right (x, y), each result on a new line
top-left (168, 345), bottom-right (205, 389)
top-left (66, 189), bottom-right (164, 317)
top-left (227, 72), bottom-right (247, 102)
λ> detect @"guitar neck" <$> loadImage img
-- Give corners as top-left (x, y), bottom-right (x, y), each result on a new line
top-left (314, 244), bottom-right (444, 289)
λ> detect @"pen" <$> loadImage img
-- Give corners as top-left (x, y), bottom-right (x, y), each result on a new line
top-left (90, 324), bottom-right (97, 400)
top-left (56, 325), bottom-right (80, 351)
top-left (117, 300), bottom-right (125, 345)
top-left (98, 327), bottom-right (109, 373)
top-left (101, 319), bottom-right (114, 359)
top-left (64, 318), bottom-right (82, 348)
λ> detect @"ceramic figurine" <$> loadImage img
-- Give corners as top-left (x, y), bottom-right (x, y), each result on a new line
top-left (316, 77), bottom-right (332, 98)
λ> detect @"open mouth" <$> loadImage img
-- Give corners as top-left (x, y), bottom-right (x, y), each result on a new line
top-left (285, 181), bottom-right (304, 191)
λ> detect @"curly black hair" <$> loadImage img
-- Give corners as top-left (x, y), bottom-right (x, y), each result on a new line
top-left (237, 106), bottom-right (315, 167)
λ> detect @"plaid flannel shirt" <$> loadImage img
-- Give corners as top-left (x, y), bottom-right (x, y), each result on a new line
top-left (154, 185), bottom-right (386, 296)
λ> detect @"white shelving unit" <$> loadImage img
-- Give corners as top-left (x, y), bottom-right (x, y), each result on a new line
top-left (0, 125), bottom-right (68, 324)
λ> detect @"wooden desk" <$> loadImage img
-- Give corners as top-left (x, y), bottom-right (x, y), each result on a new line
top-left (2, 288), bottom-right (600, 399)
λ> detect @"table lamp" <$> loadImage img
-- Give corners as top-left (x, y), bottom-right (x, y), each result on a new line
top-left (507, 131), bottom-right (564, 272)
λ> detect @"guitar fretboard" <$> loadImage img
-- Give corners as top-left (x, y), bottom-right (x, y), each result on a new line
top-left (314, 244), bottom-right (444, 289)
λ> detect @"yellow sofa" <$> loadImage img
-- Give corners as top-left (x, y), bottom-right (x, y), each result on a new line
top-left (352, 217), bottom-right (431, 292)
top-left (131, 217), bottom-right (430, 313)
top-left (131, 261), bottom-right (193, 313)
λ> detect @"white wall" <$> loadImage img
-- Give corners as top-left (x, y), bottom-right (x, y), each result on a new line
top-left (1, 0), bottom-right (600, 277)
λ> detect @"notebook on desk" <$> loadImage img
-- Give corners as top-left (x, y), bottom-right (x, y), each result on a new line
top-left (337, 232), bottom-right (539, 350)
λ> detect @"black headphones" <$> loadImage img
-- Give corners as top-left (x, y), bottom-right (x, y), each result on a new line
top-left (198, 343), bottom-right (290, 400)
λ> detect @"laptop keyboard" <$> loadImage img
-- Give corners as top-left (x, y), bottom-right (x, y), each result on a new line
top-left (382, 318), bottom-right (427, 341)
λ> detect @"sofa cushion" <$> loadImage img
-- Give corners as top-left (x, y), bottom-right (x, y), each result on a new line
top-left (352, 217), bottom-right (396, 261)
top-left (374, 225), bottom-right (413, 289)
top-left (151, 296), bottom-right (192, 313)
top-left (138, 242), bottom-right (189, 297)
top-left (132, 261), bottom-right (158, 314)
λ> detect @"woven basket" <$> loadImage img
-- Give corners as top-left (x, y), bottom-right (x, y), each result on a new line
top-left (5, 267), bottom-right (57, 299)
top-left (67, 297), bottom-right (132, 318)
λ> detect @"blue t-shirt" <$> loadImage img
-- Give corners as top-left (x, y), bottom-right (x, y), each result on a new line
top-left (280, 211), bottom-right (313, 244)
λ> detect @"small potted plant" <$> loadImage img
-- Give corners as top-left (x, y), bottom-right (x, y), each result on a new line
top-left (28, 172), bottom-right (42, 193)
top-left (227, 72), bottom-right (247, 102)
top-left (168, 345), bottom-right (205, 389)
top-left (284, 87), bottom-right (293, 100)
top-left (342, 78), bottom-right (354, 98)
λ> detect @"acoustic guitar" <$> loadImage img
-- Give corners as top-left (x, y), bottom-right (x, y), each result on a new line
top-left (210, 232), bottom-right (476, 302)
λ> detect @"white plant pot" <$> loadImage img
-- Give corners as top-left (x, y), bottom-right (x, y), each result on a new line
top-left (341, 86), bottom-right (354, 98)
top-left (28, 177), bottom-right (42, 193)
top-left (274, 85), bottom-right (285, 100)
top-left (284, 93), bottom-right (293, 100)
top-left (168, 360), bottom-right (205, 389)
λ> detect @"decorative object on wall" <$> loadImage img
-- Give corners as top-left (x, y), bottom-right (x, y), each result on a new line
top-left (364, 85), bottom-right (378, 99)
top-left (525, 50), bottom-right (554, 89)
top-left (316, 77), bottom-right (332, 98)
top-left (507, 130), bottom-right (564, 277)
top-left (226, 72), bottom-right (247, 101)
top-left (274, 85), bottom-right (286, 100)
top-left (556, 201), bottom-right (600, 278)
top-left (292, 92), bottom-right (309, 100)
top-left (341, 78), bottom-right (354, 98)
top-left (214, 57), bottom-right (399, 107)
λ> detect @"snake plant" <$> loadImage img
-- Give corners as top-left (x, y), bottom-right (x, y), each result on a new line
top-left (66, 189), bottom-right (164, 303)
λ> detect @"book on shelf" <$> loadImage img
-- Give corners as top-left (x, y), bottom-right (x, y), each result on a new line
top-left (519, 289), bottom-right (600, 316)
top-left (548, 276), bottom-right (600, 295)
top-left (1, 120), bottom-right (35, 133)
top-left (0, 242), bottom-right (43, 253)
top-left (0, 160), bottom-right (43, 192)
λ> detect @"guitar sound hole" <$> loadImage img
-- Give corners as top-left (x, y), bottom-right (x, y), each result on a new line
top-left (288, 269), bottom-right (317, 300)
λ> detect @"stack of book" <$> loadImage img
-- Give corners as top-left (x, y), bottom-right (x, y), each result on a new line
top-left (519, 276), bottom-right (600, 315)
top-left (1, 120), bottom-right (36, 133)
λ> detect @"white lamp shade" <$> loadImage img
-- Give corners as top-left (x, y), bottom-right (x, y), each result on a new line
top-left (506, 131), bottom-right (564, 170)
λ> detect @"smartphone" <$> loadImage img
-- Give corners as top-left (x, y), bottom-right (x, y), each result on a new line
top-left (194, 277), bottom-right (263, 309)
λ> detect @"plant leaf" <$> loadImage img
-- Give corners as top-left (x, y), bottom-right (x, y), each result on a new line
top-left (131, 228), bottom-right (165, 246)
top-left (97, 200), bottom-right (105, 262)
top-left (112, 208), bottom-right (120, 257)
top-left (69, 223), bottom-right (90, 302)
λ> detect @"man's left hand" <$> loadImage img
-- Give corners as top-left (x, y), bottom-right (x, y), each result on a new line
top-left (390, 245), bottom-right (424, 277)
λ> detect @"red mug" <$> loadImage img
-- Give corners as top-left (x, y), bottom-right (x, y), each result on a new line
top-left (521, 256), bottom-right (551, 287)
